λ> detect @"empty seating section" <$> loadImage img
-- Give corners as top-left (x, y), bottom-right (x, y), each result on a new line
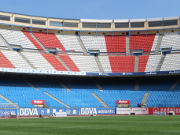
top-left (0, 51), bottom-right (15, 68)
top-left (22, 31), bottom-right (43, 50)
top-left (56, 34), bottom-right (82, 52)
top-left (161, 54), bottom-right (180, 71)
top-left (145, 55), bottom-right (161, 72)
top-left (22, 52), bottom-right (55, 70)
top-left (0, 97), bottom-right (8, 103)
top-left (99, 56), bottom-right (112, 72)
top-left (161, 33), bottom-right (180, 50)
top-left (69, 55), bottom-right (99, 72)
top-left (0, 38), bottom-right (6, 47)
top-left (109, 56), bottom-right (134, 72)
top-left (58, 55), bottom-right (80, 72)
top-left (33, 32), bottom-right (65, 51)
top-left (0, 29), bottom-right (37, 49)
top-left (105, 35), bottom-right (126, 52)
top-left (32, 80), bottom-right (102, 107)
top-left (151, 34), bottom-right (159, 51)
top-left (138, 56), bottom-right (149, 72)
top-left (2, 50), bottom-right (32, 69)
top-left (0, 80), bottom-right (63, 108)
top-left (147, 91), bottom-right (180, 107)
top-left (81, 35), bottom-right (107, 52)
top-left (42, 53), bottom-right (67, 71)
top-left (96, 90), bottom-right (145, 107)
top-left (130, 34), bottom-right (155, 52)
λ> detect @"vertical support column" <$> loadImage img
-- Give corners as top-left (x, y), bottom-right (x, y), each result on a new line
top-left (126, 32), bottom-right (130, 56)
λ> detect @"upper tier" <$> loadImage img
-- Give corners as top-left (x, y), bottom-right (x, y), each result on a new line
top-left (0, 11), bottom-right (179, 32)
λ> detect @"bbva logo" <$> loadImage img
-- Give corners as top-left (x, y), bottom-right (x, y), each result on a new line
top-left (19, 108), bottom-right (38, 116)
top-left (80, 108), bottom-right (97, 115)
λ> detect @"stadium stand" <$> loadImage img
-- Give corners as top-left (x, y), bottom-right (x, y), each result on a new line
top-left (138, 55), bottom-right (149, 72)
top-left (161, 32), bottom-right (180, 50)
top-left (56, 34), bottom-right (83, 52)
top-left (22, 52), bottom-right (55, 70)
top-left (0, 51), bottom-right (15, 68)
top-left (69, 55), bottom-right (99, 72)
top-left (130, 34), bottom-right (155, 52)
top-left (161, 54), bottom-right (180, 71)
top-left (105, 35), bottom-right (126, 52)
top-left (80, 35), bottom-right (107, 52)
top-left (108, 56), bottom-right (135, 72)
top-left (1, 50), bottom-right (32, 69)
top-left (145, 55), bottom-right (162, 72)
top-left (0, 29), bottom-right (37, 49)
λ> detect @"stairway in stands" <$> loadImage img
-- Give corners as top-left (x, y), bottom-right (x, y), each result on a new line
top-left (32, 32), bottom-right (79, 72)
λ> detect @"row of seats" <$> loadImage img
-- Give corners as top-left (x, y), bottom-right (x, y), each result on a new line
top-left (0, 49), bottom-right (179, 73)
top-left (0, 78), bottom-right (179, 108)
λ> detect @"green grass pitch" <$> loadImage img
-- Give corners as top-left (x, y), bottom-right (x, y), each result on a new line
top-left (0, 116), bottom-right (180, 135)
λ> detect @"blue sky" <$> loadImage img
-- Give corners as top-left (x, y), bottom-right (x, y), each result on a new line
top-left (0, 0), bottom-right (180, 19)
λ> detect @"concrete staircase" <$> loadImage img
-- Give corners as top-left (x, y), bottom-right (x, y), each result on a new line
top-left (0, 94), bottom-right (19, 108)
top-left (55, 55), bottom-right (71, 71)
top-left (141, 92), bottom-right (149, 105)
top-left (134, 56), bottom-right (139, 72)
top-left (43, 91), bottom-right (70, 108)
top-left (26, 81), bottom-right (70, 108)
top-left (59, 82), bottom-right (72, 92)
top-left (155, 34), bottom-right (163, 54)
top-left (30, 33), bottom-right (48, 53)
top-left (19, 52), bottom-right (36, 69)
top-left (94, 56), bottom-right (104, 73)
top-left (156, 54), bottom-right (166, 71)
top-left (0, 34), bottom-right (13, 51)
top-left (169, 81), bottom-right (179, 91)
top-left (96, 83), bottom-right (103, 92)
top-left (77, 35), bottom-right (88, 55)
top-left (91, 92), bottom-right (108, 108)
top-left (134, 81), bottom-right (139, 91)
top-left (126, 35), bottom-right (130, 56)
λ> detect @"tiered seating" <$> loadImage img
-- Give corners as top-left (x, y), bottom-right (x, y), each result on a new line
top-left (151, 34), bottom-right (159, 51)
top-left (0, 29), bottom-right (37, 49)
top-left (147, 91), bottom-right (180, 107)
top-left (109, 56), bottom-right (135, 72)
top-left (22, 31), bottom-right (43, 50)
top-left (138, 55), bottom-right (149, 72)
top-left (0, 97), bottom-right (8, 103)
top-left (161, 54), bottom-right (180, 71)
top-left (2, 50), bottom-right (32, 69)
top-left (32, 79), bottom-right (102, 107)
top-left (145, 55), bottom-right (161, 72)
top-left (42, 53), bottom-right (67, 71)
top-left (99, 56), bottom-right (112, 72)
top-left (0, 51), bottom-right (15, 68)
top-left (81, 35), bottom-right (107, 52)
top-left (22, 52), bottom-right (55, 70)
top-left (56, 34), bottom-right (83, 52)
top-left (130, 34), bottom-right (155, 52)
top-left (105, 35), bottom-right (126, 52)
top-left (0, 38), bottom-right (6, 48)
top-left (58, 55), bottom-right (80, 72)
top-left (69, 55), bottom-right (99, 72)
top-left (0, 80), bottom-right (63, 108)
top-left (161, 33), bottom-right (180, 50)
top-left (33, 32), bottom-right (65, 51)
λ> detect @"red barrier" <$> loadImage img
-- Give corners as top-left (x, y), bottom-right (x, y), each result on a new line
top-left (148, 107), bottom-right (180, 115)
top-left (31, 100), bottom-right (45, 105)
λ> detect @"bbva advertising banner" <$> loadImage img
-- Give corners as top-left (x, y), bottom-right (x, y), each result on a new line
top-left (17, 107), bottom-right (116, 116)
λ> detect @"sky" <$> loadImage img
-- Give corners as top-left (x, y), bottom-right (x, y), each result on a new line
top-left (0, 0), bottom-right (180, 20)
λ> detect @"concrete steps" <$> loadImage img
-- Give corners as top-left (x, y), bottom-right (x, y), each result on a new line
top-left (0, 94), bottom-right (19, 108)
top-left (91, 92), bottom-right (108, 108)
